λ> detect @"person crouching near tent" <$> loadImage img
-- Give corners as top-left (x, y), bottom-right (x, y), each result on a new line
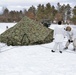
top-left (64, 26), bottom-right (73, 50)
top-left (51, 21), bottom-right (65, 53)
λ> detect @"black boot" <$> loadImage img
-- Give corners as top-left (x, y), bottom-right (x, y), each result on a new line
top-left (64, 47), bottom-right (68, 50)
top-left (51, 50), bottom-right (55, 52)
top-left (59, 51), bottom-right (62, 53)
top-left (73, 48), bottom-right (75, 51)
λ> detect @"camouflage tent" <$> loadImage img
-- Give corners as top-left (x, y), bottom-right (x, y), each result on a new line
top-left (0, 16), bottom-right (53, 46)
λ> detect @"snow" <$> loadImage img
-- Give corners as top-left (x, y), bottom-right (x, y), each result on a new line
top-left (0, 23), bottom-right (17, 34)
top-left (0, 23), bottom-right (76, 75)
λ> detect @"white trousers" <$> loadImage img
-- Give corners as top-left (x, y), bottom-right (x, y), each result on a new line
top-left (73, 38), bottom-right (76, 50)
top-left (53, 42), bottom-right (63, 51)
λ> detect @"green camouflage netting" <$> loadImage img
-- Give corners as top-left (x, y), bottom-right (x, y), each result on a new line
top-left (0, 16), bottom-right (53, 46)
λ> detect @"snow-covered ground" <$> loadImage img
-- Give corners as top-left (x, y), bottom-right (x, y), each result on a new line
top-left (0, 23), bottom-right (76, 75)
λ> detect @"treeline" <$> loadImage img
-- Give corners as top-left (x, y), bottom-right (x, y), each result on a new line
top-left (0, 8), bottom-right (23, 22)
top-left (0, 2), bottom-right (76, 24)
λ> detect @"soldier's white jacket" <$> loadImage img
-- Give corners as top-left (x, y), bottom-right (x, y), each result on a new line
top-left (65, 30), bottom-right (73, 40)
top-left (73, 27), bottom-right (76, 40)
top-left (64, 25), bottom-right (74, 40)
top-left (53, 25), bottom-right (65, 42)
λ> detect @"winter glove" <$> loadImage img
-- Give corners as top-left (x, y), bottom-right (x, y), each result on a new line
top-left (68, 39), bottom-right (71, 43)
top-left (70, 40), bottom-right (73, 42)
top-left (68, 39), bottom-right (73, 43)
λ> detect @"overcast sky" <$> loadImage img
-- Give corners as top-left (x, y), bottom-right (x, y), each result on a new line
top-left (0, 0), bottom-right (76, 12)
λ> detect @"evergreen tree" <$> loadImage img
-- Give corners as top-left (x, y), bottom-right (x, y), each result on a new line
top-left (73, 6), bottom-right (76, 16)
top-left (36, 4), bottom-right (45, 21)
top-left (45, 3), bottom-right (52, 19)
top-left (51, 5), bottom-right (57, 22)
top-left (61, 4), bottom-right (66, 23)
top-left (57, 2), bottom-right (61, 13)
top-left (65, 4), bottom-right (71, 20)
top-left (26, 5), bottom-right (36, 20)
top-left (2, 7), bottom-right (9, 16)
top-left (72, 6), bottom-right (76, 24)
